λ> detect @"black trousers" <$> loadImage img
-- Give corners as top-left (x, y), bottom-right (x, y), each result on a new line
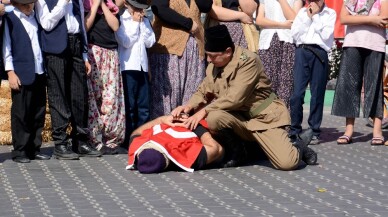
top-left (332, 47), bottom-right (384, 119)
top-left (44, 34), bottom-right (89, 146)
top-left (11, 74), bottom-right (46, 159)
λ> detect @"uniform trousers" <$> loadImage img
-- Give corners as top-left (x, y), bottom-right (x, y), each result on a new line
top-left (206, 110), bottom-right (299, 171)
top-left (44, 34), bottom-right (89, 146)
top-left (11, 74), bottom-right (46, 159)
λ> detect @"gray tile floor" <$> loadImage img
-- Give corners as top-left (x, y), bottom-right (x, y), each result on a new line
top-left (1, 112), bottom-right (387, 217)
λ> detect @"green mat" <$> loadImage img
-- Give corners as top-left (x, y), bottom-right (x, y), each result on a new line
top-left (304, 90), bottom-right (334, 108)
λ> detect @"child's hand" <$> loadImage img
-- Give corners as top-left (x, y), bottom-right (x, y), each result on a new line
top-left (190, 20), bottom-right (199, 34)
top-left (307, 1), bottom-right (320, 18)
top-left (282, 20), bottom-right (293, 29)
top-left (132, 9), bottom-right (145, 22)
top-left (0, 4), bottom-right (5, 16)
top-left (7, 71), bottom-right (21, 91)
top-left (239, 12), bottom-right (253, 24)
top-left (85, 61), bottom-right (92, 76)
top-left (370, 16), bottom-right (388, 28)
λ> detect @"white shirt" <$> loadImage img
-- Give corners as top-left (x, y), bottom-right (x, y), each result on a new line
top-left (35, 0), bottom-right (88, 60)
top-left (3, 9), bottom-right (44, 75)
top-left (259, 0), bottom-right (300, 50)
top-left (35, 0), bottom-right (80, 33)
top-left (115, 10), bottom-right (155, 72)
top-left (291, 6), bottom-right (336, 52)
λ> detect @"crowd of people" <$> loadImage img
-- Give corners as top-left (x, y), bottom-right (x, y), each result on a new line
top-left (0, 0), bottom-right (386, 174)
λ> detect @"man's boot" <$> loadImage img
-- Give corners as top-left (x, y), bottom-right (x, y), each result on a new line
top-left (293, 129), bottom-right (318, 165)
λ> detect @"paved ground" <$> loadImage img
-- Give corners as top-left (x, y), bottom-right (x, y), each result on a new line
top-left (1, 110), bottom-right (388, 217)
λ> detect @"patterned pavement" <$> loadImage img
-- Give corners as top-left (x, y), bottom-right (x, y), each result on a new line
top-left (1, 111), bottom-right (388, 217)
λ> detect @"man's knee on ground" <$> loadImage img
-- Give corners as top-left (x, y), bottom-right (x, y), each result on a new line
top-left (273, 158), bottom-right (299, 171)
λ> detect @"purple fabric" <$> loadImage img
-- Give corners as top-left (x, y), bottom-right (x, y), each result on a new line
top-left (137, 149), bottom-right (167, 174)
top-left (258, 33), bottom-right (295, 110)
top-left (219, 21), bottom-right (248, 49)
top-left (149, 36), bottom-right (205, 119)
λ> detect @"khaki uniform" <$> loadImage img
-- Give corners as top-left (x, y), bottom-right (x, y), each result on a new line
top-left (187, 46), bottom-right (299, 170)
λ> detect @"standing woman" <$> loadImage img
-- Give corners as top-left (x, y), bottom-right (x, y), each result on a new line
top-left (84, 0), bottom-right (126, 154)
top-left (332, 0), bottom-right (388, 146)
top-left (207, 0), bottom-right (258, 51)
top-left (256, 0), bottom-right (304, 109)
top-left (149, 0), bottom-right (213, 119)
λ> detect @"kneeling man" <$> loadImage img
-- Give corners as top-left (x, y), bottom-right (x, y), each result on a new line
top-left (171, 25), bottom-right (317, 170)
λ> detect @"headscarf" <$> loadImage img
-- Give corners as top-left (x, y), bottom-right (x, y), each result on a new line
top-left (345, 0), bottom-right (377, 15)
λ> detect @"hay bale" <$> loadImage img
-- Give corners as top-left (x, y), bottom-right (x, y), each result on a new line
top-left (0, 80), bottom-right (52, 145)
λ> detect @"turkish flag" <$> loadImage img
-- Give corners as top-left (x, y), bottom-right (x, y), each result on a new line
top-left (325, 0), bottom-right (345, 38)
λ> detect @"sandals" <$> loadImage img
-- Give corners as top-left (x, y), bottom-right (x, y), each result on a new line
top-left (337, 135), bottom-right (352, 145)
top-left (371, 137), bottom-right (385, 146)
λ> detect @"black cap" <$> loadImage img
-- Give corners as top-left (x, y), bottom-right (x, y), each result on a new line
top-left (205, 25), bottom-right (234, 52)
top-left (126, 0), bottom-right (150, 9)
top-left (11, 0), bottom-right (37, 4)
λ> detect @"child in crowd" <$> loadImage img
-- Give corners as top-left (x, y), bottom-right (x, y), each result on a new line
top-left (289, 0), bottom-right (336, 145)
top-left (256, 0), bottom-right (304, 110)
top-left (84, 0), bottom-right (125, 155)
top-left (332, 0), bottom-right (388, 146)
top-left (3, 0), bottom-right (49, 163)
top-left (115, 0), bottom-right (155, 147)
top-left (35, 0), bottom-right (101, 159)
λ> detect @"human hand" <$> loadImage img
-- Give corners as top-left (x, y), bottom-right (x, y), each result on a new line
top-left (7, 71), bottom-right (21, 91)
top-left (307, 1), bottom-right (320, 18)
top-left (372, 16), bottom-right (388, 28)
top-left (239, 12), bottom-right (253, 24)
top-left (85, 61), bottom-right (91, 76)
top-left (132, 9), bottom-right (145, 22)
top-left (183, 108), bottom-right (207, 130)
top-left (170, 105), bottom-right (192, 119)
top-left (161, 114), bottom-right (190, 127)
top-left (190, 20), bottom-right (199, 34)
top-left (0, 4), bottom-right (5, 16)
top-left (282, 20), bottom-right (293, 29)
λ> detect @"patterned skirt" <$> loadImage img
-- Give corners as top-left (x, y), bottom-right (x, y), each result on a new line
top-left (87, 44), bottom-right (126, 149)
top-left (149, 36), bottom-right (205, 119)
top-left (219, 21), bottom-right (248, 49)
top-left (258, 33), bottom-right (295, 110)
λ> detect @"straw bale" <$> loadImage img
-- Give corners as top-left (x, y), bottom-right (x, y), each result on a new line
top-left (0, 80), bottom-right (52, 145)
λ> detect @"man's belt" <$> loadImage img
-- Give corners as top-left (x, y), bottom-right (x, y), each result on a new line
top-left (244, 92), bottom-right (277, 119)
top-left (299, 44), bottom-right (325, 64)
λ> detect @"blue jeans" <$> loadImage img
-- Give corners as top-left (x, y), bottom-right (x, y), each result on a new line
top-left (289, 45), bottom-right (328, 137)
top-left (122, 70), bottom-right (150, 142)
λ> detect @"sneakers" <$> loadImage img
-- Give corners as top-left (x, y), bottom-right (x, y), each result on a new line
top-left (99, 146), bottom-right (119, 155)
top-left (54, 141), bottom-right (79, 160)
top-left (77, 142), bottom-right (102, 157)
top-left (309, 135), bottom-right (320, 145)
